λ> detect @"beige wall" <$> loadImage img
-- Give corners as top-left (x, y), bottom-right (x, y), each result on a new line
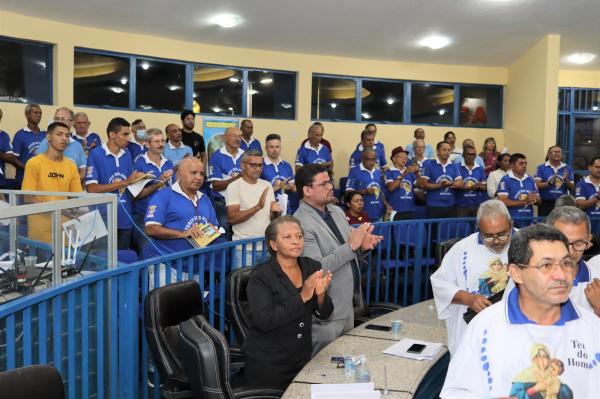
top-left (559, 70), bottom-right (600, 88)
top-left (504, 35), bottom-right (560, 168)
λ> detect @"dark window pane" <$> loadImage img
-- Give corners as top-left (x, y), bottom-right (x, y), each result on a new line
top-left (0, 38), bottom-right (51, 104)
top-left (361, 80), bottom-right (403, 123)
top-left (136, 59), bottom-right (185, 112)
top-left (558, 88), bottom-right (571, 112)
top-left (193, 66), bottom-right (242, 116)
top-left (411, 83), bottom-right (454, 125)
top-left (311, 76), bottom-right (356, 121)
top-left (247, 71), bottom-right (295, 119)
top-left (573, 117), bottom-right (600, 171)
top-left (459, 86), bottom-right (502, 128)
top-left (573, 88), bottom-right (600, 113)
top-left (74, 51), bottom-right (130, 108)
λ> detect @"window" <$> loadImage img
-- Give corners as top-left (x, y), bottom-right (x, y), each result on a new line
top-left (411, 83), bottom-right (454, 125)
top-left (136, 59), bottom-right (185, 112)
top-left (459, 86), bottom-right (502, 128)
top-left (193, 66), bottom-right (243, 116)
top-left (311, 76), bottom-right (356, 121)
top-left (74, 51), bottom-right (130, 108)
top-left (247, 70), bottom-right (295, 119)
top-left (0, 37), bottom-right (52, 104)
top-left (361, 80), bottom-right (403, 123)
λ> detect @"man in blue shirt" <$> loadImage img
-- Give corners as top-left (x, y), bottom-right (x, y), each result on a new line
top-left (454, 145), bottom-right (487, 217)
top-left (240, 119), bottom-right (262, 154)
top-left (453, 138), bottom-right (485, 169)
top-left (349, 129), bottom-right (387, 170)
top-left (208, 127), bottom-right (244, 237)
top-left (12, 103), bottom-right (45, 188)
top-left (85, 117), bottom-right (145, 249)
top-left (261, 133), bottom-right (296, 214)
top-left (497, 153), bottom-right (540, 227)
top-left (163, 124), bottom-right (193, 169)
top-left (38, 107), bottom-right (87, 179)
top-left (385, 146), bottom-right (422, 220)
top-left (405, 128), bottom-right (435, 159)
top-left (0, 109), bottom-right (20, 189)
top-left (535, 145), bottom-right (575, 216)
top-left (418, 141), bottom-right (463, 219)
top-left (575, 157), bottom-right (600, 222)
top-left (127, 119), bottom-right (147, 163)
top-left (295, 124), bottom-right (333, 173)
top-left (346, 149), bottom-right (387, 221)
top-left (73, 112), bottom-right (102, 156)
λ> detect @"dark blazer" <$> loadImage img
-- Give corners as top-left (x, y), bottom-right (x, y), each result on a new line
top-left (242, 255), bottom-right (334, 368)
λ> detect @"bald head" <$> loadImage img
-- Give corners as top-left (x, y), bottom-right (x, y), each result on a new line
top-left (178, 158), bottom-right (205, 192)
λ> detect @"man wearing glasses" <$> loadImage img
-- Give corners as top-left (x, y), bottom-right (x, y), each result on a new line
top-left (226, 150), bottom-right (282, 266)
top-left (431, 200), bottom-right (513, 355)
top-left (442, 224), bottom-right (600, 398)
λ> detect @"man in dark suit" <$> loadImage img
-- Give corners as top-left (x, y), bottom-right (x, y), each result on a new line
top-left (294, 164), bottom-right (383, 354)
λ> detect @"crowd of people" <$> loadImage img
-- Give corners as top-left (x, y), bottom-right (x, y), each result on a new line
top-left (2, 102), bottom-right (600, 393)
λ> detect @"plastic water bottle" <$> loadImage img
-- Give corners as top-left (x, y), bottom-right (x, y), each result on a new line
top-left (344, 356), bottom-right (356, 379)
top-left (355, 355), bottom-right (371, 383)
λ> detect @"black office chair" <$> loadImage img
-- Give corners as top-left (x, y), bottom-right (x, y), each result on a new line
top-left (225, 267), bottom-right (253, 346)
top-left (0, 364), bottom-right (64, 399)
top-left (353, 295), bottom-right (401, 327)
top-left (144, 280), bottom-right (205, 399)
top-left (435, 237), bottom-right (462, 268)
top-left (179, 315), bottom-right (283, 399)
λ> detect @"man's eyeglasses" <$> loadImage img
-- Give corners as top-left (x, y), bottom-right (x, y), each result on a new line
top-left (243, 161), bottom-right (263, 169)
top-left (309, 179), bottom-right (334, 188)
top-left (568, 240), bottom-right (592, 252)
top-left (515, 258), bottom-right (577, 274)
top-left (480, 230), bottom-right (511, 243)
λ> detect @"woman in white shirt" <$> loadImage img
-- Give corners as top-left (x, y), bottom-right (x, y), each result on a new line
top-left (487, 153), bottom-right (511, 198)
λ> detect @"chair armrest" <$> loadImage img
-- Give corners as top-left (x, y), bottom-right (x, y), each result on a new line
top-left (233, 387), bottom-right (284, 398)
top-left (368, 302), bottom-right (401, 312)
top-left (230, 346), bottom-right (246, 370)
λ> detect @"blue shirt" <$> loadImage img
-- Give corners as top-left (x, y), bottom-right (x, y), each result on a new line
top-left (12, 127), bottom-right (46, 184)
top-left (261, 157), bottom-right (295, 214)
top-left (349, 142), bottom-right (387, 170)
top-left (145, 182), bottom-right (219, 259)
top-left (405, 142), bottom-right (434, 159)
top-left (453, 154), bottom-right (485, 169)
top-left (208, 146), bottom-right (244, 199)
top-left (127, 141), bottom-right (147, 164)
top-left (132, 153), bottom-right (175, 215)
top-left (384, 166), bottom-right (417, 213)
top-left (72, 132), bottom-right (102, 154)
top-left (85, 143), bottom-right (134, 229)
top-left (575, 176), bottom-right (600, 218)
top-left (0, 131), bottom-right (14, 187)
top-left (346, 163), bottom-right (384, 220)
top-left (455, 162), bottom-right (486, 208)
top-left (497, 171), bottom-right (538, 219)
top-left (295, 141), bottom-right (332, 167)
top-left (37, 136), bottom-right (87, 169)
top-left (534, 161), bottom-right (574, 201)
top-left (422, 158), bottom-right (462, 207)
top-left (407, 157), bottom-right (428, 174)
top-left (240, 137), bottom-right (262, 154)
top-left (162, 142), bottom-right (193, 167)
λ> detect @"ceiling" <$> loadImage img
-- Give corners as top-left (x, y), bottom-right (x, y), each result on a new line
top-left (2, 0), bottom-right (600, 69)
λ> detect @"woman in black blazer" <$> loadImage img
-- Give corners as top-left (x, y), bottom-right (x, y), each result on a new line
top-left (243, 215), bottom-right (334, 390)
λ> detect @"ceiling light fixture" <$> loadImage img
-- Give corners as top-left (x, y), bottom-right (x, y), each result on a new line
top-left (386, 98), bottom-right (395, 105)
top-left (438, 109), bottom-right (446, 116)
top-left (110, 87), bottom-right (124, 94)
top-left (361, 113), bottom-right (372, 119)
top-left (330, 103), bottom-right (337, 109)
top-left (229, 77), bottom-right (240, 83)
top-left (566, 53), bottom-right (596, 65)
top-left (280, 103), bottom-right (292, 109)
top-left (212, 107), bottom-right (223, 113)
top-left (260, 78), bottom-right (273, 84)
top-left (140, 62), bottom-right (150, 70)
top-left (167, 85), bottom-right (181, 91)
top-left (210, 14), bottom-right (241, 28)
top-left (419, 35), bottom-right (451, 50)
top-left (248, 89), bottom-right (259, 95)
top-left (120, 77), bottom-right (128, 85)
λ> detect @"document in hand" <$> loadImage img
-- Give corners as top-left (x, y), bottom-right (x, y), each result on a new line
top-left (382, 338), bottom-right (443, 361)
top-left (311, 383), bottom-right (380, 399)
top-left (127, 174), bottom-right (156, 198)
top-left (186, 223), bottom-right (221, 248)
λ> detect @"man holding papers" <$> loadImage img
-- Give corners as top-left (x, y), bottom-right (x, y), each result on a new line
top-left (441, 224), bottom-right (600, 398)
top-left (431, 200), bottom-right (512, 355)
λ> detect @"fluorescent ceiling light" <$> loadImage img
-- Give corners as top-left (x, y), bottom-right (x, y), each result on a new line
top-left (140, 62), bottom-right (150, 70)
top-left (419, 35), bottom-right (451, 50)
top-left (167, 85), bottom-right (181, 91)
top-left (280, 103), bottom-right (292, 109)
top-left (260, 78), bottom-right (273, 84)
top-left (330, 103), bottom-right (337, 109)
top-left (229, 77), bottom-right (240, 83)
top-left (386, 98), bottom-right (395, 105)
top-left (139, 105), bottom-right (152, 110)
top-left (438, 109), bottom-right (446, 115)
top-left (248, 89), bottom-right (259, 95)
top-left (361, 113), bottom-right (372, 119)
top-left (210, 14), bottom-right (241, 28)
top-left (566, 53), bottom-right (596, 65)
top-left (228, 107), bottom-right (234, 111)
top-left (120, 77), bottom-right (128, 85)
top-left (212, 107), bottom-right (223, 113)
top-left (110, 87), bottom-right (124, 94)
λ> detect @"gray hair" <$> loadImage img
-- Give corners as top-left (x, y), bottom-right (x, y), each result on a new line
top-left (508, 224), bottom-right (568, 266)
top-left (24, 103), bottom-right (41, 114)
top-left (554, 194), bottom-right (577, 208)
top-left (74, 112), bottom-right (89, 120)
top-left (546, 205), bottom-right (591, 234)
top-left (54, 106), bottom-right (74, 120)
top-left (265, 215), bottom-right (304, 255)
top-left (242, 150), bottom-right (262, 161)
top-left (144, 128), bottom-right (163, 142)
top-left (413, 138), bottom-right (425, 147)
top-left (477, 199), bottom-right (511, 227)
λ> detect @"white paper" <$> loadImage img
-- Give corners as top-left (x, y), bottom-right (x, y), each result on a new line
top-left (127, 177), bottom-right (154, 198)
top-left (382, 338), bottom-right (443, 361)
top-left (62, 209), bottom-right (108, 246)
top-left (278, 192), bottom-right (288, 216)
top-left (311, 383), bottom-right (379, 399)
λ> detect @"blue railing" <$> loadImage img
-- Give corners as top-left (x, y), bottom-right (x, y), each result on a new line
top-left (1, 216), bottom-right (598, 398)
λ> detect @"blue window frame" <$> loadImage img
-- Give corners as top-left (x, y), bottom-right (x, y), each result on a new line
top-left (0, 36), bottom-right (53, 105)
top-left (311, 73), bottom-right (503, 128)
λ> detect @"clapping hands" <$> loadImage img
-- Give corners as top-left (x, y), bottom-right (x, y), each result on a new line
top-left (300, 270), bottom-right (332, 302)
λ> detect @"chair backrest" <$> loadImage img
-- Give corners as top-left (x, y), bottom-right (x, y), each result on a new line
top-left (225, 267), bottom-right (253, 346)
top-left (435, 237), bottom-right (462, 266)
top-left (179, 316), bottom-right (235, 399)
top-left (144, 280), bottom-right (205, 388)
top-left (0, 365), bottom-right (64, 399)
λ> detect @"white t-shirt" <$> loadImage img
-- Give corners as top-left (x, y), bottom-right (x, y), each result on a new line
top-left (431, 232), bottom-right (510, 355)
top-left (441, 290), bottom-right (600, 398)
top-left (225, 177), bottom-right (275, 241)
